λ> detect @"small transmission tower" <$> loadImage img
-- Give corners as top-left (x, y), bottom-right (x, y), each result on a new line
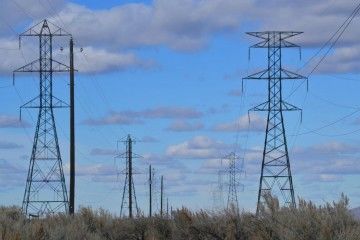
top-left (226, 152), bottom-right (243, 210)
top-left (244, 31), bottom-right (307, 213)
top-left (116, 135), bottom-right (141, 218)
top-left (14, 20), bottom-right (72, 217)
top-left (219, 152), bottom-right (244, 210)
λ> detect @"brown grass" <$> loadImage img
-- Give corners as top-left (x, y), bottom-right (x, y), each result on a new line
top-left (0, 195), bottom-right (359, 240)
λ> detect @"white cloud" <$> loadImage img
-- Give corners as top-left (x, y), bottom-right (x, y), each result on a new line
top-left (166, 120), bottom-right (204, 132)
top-left (74, 47), bottom-right (154, 73)
top-left (3, 0), bottom-right (360, 74)
top-left (90, 148), bottom-right (116, 156)
top-left (212, 113), bottom-right (266, 132)
top-left (294, 141), bottom-right (360, 157)
top-left (0, 37), bottom-right (151, 74)
top-left (199, 158), bottom-right (234, 174)
top-left (0, 0), bottom-right (65, 35)
top-left (141, 136), bottom-right (159, 143)
top-left (52, 1), bottom-right (249, 51)
top-left (0, 159), bottom-right (26, 189)
top-left (64, 163), bottom-right (116, 178)
top-left (242, 141), bottom-right (360, 178)
top-left (0, 141), bottom-right (23, 149)
top-left (82, 111), bottom-right (143, 126)
top-left (141, 106), bottom-right (203, 119)
top-left (44, 0), bottom-right (360, 53)
top-left (82, 106), bottom-right (203, 126)
top-left (165, 136), bottom-right (230, 159)
top-left (291, 141), bottom-right (360, 176)
top-left (316, 46), bottom-right (360, 74)
top-left (0, 115), bottom-right (30, 128)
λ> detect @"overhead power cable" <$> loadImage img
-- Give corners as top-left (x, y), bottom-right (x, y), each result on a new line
top-left (287, 2), bottom-right (360, 99)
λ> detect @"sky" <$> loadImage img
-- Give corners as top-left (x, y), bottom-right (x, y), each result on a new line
top-left (1, 0), bottom-right (360, 215)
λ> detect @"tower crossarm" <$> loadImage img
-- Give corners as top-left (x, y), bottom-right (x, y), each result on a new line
top-left (243, 68), bottom-right (307, 80)
top-left (249, 39), bottom-right (301, 49)
top-left (19, 20), bottom-right (71, 38)
top-left (246, 31), bottom-right (302, 41)
top-left (249, 101), bottom-right (302, 112)
top-left (19, 95), bottom-right (69, 120)
top-left (13, 59), bottom-right (72, 74)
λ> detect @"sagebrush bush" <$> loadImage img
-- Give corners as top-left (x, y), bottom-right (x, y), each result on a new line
top-left (0, 195), bottom-right (359, 240)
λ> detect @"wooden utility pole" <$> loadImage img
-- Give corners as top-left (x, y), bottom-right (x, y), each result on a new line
top-left (69, 37), bottom-right (75, 215)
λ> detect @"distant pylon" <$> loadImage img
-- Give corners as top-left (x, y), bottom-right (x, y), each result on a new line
top-left (219, 152), bottom-right (244, 210)
top-left (227, 153), bottom-right (242, 210)
top-left (243, 31), bottom-right (307, 214)
top-left (213, 161), bottom-right (225, 210)
top-left (14, 20), bottom-right (72, 218)
top-left (116, 135), bottom-right (141, 218)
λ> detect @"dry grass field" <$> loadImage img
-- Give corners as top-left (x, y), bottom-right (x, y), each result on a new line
top-left (0, 195), bottom-right (359, 240)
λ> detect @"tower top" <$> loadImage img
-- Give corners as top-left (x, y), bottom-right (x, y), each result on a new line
top-left (20, 19), bottom-right (71, 37)
top-left (246, 31), bottom-right (302, 38)
top-left (246, 31), bottom-right (303, 48)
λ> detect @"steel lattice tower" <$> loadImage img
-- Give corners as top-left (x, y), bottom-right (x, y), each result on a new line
top-left (116, 135), bottom-right (140, 218)
top-left (14, 20), bottom-right (72, 217)
top-left (218, 152), bottom-right (244, 210)
top-left (227, 153), bottom-right (239, 210)
top-left (244, 32), bottom-right (307, 213)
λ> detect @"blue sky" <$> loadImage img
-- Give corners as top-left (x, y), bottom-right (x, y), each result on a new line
top-left (1, 0), bottom-right (360, 215)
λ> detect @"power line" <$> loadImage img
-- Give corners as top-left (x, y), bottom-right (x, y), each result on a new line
top-left (290, 108), bottom-right (360, 137)
top-left (299, 3), bottom-right (360, 73)
top-left (4, 2), bottom-right (124, 149)
top-left (287, 2), bottom-right (360, 99)
top-left (8, 0), bottom-right (36, 20)
top-left (284, 2), bottom-right (360, 158)
top-left (307, 6), bottom-right (360, 78)
top-left (32, 4), bottom-right (128, 138)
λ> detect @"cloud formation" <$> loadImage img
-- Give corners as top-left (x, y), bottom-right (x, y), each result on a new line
top-left (0, 141), bottom-right (23, 149)
top-left (165, 136), bottom-right (230, 159)
top-left (141, 136), bottom-right (159, 143)
top-left (82, 106), bottom-right (203, 126)
top-left (90, 148), bottom-right (117, 156)
top-left (0, 159), bottom-right (26, 189)
top-left (165, 120), bottom-right (204, 132)
top-left (2, 0), bottom-right (360, 74)
top-left (74, 47), bottom-right (154, 73)
top-left (212, 113), bottom-right (266, 132)
top-left (1, 0), bottom-right (65, 35)
top-left (53, 1), bottom-right (249, 51)
top-left (0, 115), bottom-right (30, 128)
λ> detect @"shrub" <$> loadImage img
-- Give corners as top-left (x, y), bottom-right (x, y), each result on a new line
top-left (0, 195), bottom-right (359, 240)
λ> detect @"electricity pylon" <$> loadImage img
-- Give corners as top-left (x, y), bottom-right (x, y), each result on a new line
top-left (13, 20), bottom-right (72, 217)
top-left (116, 135), bottom-right (141, 218)
top-left (227, 153), bottom-right (243, 210)
top-left (219, 152), bottom-right (244, 211)
top-left (243, 31), bottom-right (307, 214)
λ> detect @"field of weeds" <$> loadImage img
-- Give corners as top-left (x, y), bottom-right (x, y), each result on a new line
top-left (0, 195), bottom-right (359, 240)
